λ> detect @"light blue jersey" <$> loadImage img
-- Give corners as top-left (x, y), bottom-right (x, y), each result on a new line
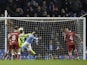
top-left (25, 34), bottom-right (38, 45)
top-left (22, 33), bottom-right (38, 55)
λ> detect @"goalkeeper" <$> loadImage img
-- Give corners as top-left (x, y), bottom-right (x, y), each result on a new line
top-left (22, 31), bottom-right (38, 55)
top-left (18, 28), bottom-right (30, 53)
top-left (18, 28), bottom-right (29, 47)
top-left (18, 28), bottom-right (38, 55)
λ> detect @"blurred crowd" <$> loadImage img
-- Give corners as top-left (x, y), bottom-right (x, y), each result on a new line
top-left (0, 0), bottom-right (87, 17)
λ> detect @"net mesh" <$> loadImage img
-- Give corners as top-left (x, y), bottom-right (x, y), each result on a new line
top-left (6, 19), bottom-right (83, 59)
top-left (0, 20), bottom-right (5, 59)
top-left (0, 20), bottom-right (5, 49)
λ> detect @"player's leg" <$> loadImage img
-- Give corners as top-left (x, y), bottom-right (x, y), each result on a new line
top-left (22, 42), bottom-right (36, 55)
top-left (7, 50), bottom-right (12, 60)
top-left (2, 44), bottom-right (12, 60)
top-left (27, 44), bottom-right (36, 55)
top-left (16, 49), bottom-right (21, 60)
top-left (68, 45), bottom-right (73, 59)
top-left (16, 44), bottom-right (21, 60)
top-left (7, 45), bottom-right (12, 60)
top-left (73, 45), bottom-right (79, 59)
top-left (21, 41), bottom-right (29, 53)
top-left (11, 49), bottom-right (16, 60)
top-left (74, 49), bottom-right (79, 59)
top-left (2, 51), bottom-right (8, 60)
top-left (11, 45), bottom-right (16, 60)
top-left (68, 51), bottom-right (73, 59)
top-left (21, 41), bottom-right (28, 49)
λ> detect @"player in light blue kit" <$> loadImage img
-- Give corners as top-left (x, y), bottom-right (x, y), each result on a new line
top-left (22, 31), bottom-right (38, 55)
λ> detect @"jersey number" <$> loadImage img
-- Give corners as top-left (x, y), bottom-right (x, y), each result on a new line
top-left (12, 35), bottom-right (16, 41)
top-left (69, 35), bottom-right (73, 40)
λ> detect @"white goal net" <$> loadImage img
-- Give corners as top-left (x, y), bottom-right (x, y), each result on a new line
top-left (0, 17), bottom-right (86, 60)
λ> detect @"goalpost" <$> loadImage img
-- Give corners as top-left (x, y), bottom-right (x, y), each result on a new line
top-left (0, 10), bottom-right (86, 60)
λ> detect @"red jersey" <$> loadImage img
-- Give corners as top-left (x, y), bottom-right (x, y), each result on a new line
top-left (9, 32), bottom-right (20, 45)
top-left (66, 32), bottom-right (76, 45)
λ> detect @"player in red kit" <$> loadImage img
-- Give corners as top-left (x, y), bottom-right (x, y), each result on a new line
top-left (2, 45), bottom-right (12, 60)
top-left (8, 26), bottom-right (20, 60)
top-left (64, 28), bottom-right (82, 60)
top-left (2, 33), bottom-right (13, 60)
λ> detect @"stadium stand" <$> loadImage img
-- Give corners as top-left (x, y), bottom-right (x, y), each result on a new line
top-left (0, 0), bottom-right (87, 17)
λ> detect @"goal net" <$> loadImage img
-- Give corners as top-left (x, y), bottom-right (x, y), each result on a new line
top-left (0, 20), bottom-right (5, 59)
top-left (0, 17), bottom-right (86, 60)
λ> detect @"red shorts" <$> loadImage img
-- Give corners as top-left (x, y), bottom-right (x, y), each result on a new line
top-left (10, 42), bottom-right (20, 49)
top-left (8, 45), bottom-right (12, 51)
top-left (67, 42), bottom-right (76, 52)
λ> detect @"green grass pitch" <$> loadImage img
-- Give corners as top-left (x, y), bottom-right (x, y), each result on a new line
top-left (0, 60), bottom-right (87, 65)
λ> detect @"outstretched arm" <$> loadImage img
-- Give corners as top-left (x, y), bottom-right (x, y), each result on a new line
top-left (8, 33), bottom-right (11, 40)
top-left (75, 34), bottom-right (82, 43)
top-left (24, 33), bottom-right (30, 37)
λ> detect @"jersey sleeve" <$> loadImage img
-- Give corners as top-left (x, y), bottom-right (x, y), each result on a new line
top-left (18, 37), bottom-right (22, 47)
top-left (24, 33), bottom-right (30, 37)
top-left (33, 36), bottom-right (38, 45)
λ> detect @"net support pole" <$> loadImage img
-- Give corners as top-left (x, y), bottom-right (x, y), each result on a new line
top-left (5, 10), bottom-right (7, 52)
top-left (83, 17), bottom-right (86, 60)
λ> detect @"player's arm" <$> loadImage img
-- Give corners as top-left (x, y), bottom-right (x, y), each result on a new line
top-left (33, 36), bottom-right (38, 45)
top-left (75, 34), bottom-right (82, 43)
top-left (24, 33), bottom-right (30, 37)
top-left (8, 33), bottom-right (12, 45)
top-left (64, 33), bottom-right (66, 41)
top-left (63, 32), bottom-right (67, 42)
top-left (8, 33), bottom-right (11, 40)
top-left (18, 37), bottom-right (22, 47)
top-left (20, 33), bottom-right (30, 38)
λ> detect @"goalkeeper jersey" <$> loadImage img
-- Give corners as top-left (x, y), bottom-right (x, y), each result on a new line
top-left (18, 33), bottom-right (30, 47)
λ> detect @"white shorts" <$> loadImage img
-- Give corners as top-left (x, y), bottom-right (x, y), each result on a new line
top-left (23, 41), bottom-right (32, 51)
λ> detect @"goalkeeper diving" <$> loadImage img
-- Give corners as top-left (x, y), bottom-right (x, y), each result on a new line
top-left (18, 27), bottom-right (38, 55)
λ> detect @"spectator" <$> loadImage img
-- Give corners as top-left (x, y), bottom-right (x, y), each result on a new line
top-left (15, 8), bottom-right (24, 16)
top-left (70, 0), bottom-right (82, 12)
top-left (36, 6), bottom-right (42, 17)
top-left (42, 11), bottom-right (48, 17)
top-left (0, 0), bottom-right (87, 17)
